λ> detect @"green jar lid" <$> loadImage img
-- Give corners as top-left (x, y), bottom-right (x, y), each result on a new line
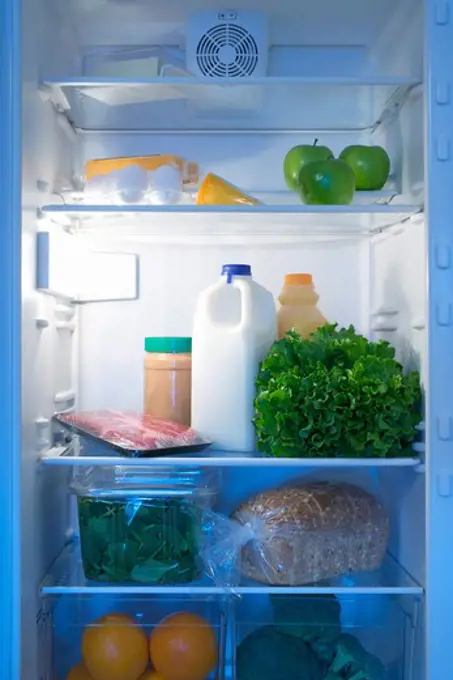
top-left (144, 337), bottom-right (192, 354)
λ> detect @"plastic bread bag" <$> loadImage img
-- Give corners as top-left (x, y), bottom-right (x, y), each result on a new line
top-left (200, 475), bottom-right (389, 588)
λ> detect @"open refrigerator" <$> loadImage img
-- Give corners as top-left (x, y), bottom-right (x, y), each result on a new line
top-left (1, 0), bottom-right (452, 678)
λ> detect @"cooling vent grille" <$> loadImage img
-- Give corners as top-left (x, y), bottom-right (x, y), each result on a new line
top-left (196, 23), bottom-right (259, 77)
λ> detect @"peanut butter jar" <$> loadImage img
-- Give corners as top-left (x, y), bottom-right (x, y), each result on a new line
top-left (144, 337), bottom-right (192, 426)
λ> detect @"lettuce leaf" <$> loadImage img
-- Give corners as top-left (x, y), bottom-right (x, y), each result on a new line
top-left (254, 324), bottom-right (421, 458)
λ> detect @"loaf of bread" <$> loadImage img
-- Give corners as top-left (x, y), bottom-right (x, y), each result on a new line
top-left (232, 481), bottom-right (389, 586)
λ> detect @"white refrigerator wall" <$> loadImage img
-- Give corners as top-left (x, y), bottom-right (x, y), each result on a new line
top-left (66, 0), bottom-right (421, 79)
top-left (21, 0), bottom-right (79, 676)
top-left (76, 238), bottom-right (369, 408)
top-left (372, 219), bottom-right (427, 590)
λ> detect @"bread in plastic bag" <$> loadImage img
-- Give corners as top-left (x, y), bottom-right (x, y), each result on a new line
top-left (201, 480), bottom-right (389, 587)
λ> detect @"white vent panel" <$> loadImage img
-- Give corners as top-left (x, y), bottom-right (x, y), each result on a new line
top-left (187, 10), bottom-right (268, 78)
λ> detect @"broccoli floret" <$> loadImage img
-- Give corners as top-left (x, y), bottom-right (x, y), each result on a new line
top-left (237, 625), bottom-right (325, 680)
top-left (308, 636), bottom-right (338, 666)
top-left (270, 595), bottom-right (341, 642)
top-left (328, 633), bottom-right (385, 680)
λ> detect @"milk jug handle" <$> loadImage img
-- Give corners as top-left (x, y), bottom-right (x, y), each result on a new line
top-left (231, 278), bottom-right (253, 331)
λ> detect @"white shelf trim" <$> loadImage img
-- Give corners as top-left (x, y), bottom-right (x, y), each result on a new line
top-left (43, 76), bottom-right (421, 87)
top-left (42, 204), bottom-right (418, 216)
top-left (39, 446), bottom-right (422, 468)
top-left (41, 77), bottom-right (421, 133)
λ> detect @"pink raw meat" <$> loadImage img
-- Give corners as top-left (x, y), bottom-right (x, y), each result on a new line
top-left (57, 410), bottom-right (207, 451)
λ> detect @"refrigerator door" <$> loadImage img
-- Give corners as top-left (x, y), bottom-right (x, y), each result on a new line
top-left (0, 0), bottom-right (21, 677)
top-left (425, 0), bottom-right (453, 677)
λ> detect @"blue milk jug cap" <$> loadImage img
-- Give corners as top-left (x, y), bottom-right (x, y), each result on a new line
top-left (222, 264), bottom-right (252, 283)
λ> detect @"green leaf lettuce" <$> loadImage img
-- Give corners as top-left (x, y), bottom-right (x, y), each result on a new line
top-left (254, 324), bottom-right (421, 458)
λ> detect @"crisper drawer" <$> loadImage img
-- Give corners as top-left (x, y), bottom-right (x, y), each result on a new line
top-left (41, 591), bottom-right (421, 680)
top-left (49, 594), bottom-right (227, 680)
top-left (232, 594), bottom-right (421, 680)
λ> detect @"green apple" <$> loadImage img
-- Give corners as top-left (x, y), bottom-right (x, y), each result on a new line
top-left (298, 158), bottom-right (355, 205)
top-left (284, 139), bottom-right (333, 191)
top-left (339, 145), bottom-right (390, 190)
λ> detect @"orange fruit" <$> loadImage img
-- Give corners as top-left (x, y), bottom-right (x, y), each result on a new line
top-left (82, 612), bottom-right (149, 680)
top-left (139, 672), bottom-right (165, 680)
top-left (149, 612), bottom-right (218, 680)
top-left (66, 663), bottom-right (94, 680)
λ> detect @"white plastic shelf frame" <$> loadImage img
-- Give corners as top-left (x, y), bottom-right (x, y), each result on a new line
top-left (39, 442), bottom-right (423, 468)
top-left (42, 77), bottom-right (419, 133)
top-left (40, 198), bottom-right (421, 246)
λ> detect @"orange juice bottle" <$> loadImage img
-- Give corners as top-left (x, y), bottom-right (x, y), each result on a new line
top-left (277, 273), bottom-right (327, 339)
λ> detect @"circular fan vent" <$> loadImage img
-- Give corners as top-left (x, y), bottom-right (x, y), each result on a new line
top-left (196, 23), bottom-right (259, 77)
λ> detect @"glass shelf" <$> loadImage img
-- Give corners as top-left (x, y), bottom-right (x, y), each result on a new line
top-left (43, 77), bottom-right (419, 132)
top-left (41, 202), bottom-right (421, 244)
top-left (41, 541), bottom-right (423, 596)
top-left (57, 187), bottom-right (400, 207)
top-left (40, 445), bottom-right (423, 469)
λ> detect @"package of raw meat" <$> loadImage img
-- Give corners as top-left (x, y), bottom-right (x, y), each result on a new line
top-left (53, 410), bottom-right (212, 457)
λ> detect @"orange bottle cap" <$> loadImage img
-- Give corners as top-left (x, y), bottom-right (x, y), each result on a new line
top-left (284, 273), bottom-right (313, 286)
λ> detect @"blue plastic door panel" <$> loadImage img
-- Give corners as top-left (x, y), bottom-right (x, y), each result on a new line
top-left (0, 0), bottom-right (22, 677)
top-left (425, 0), bottom-right (453, 677)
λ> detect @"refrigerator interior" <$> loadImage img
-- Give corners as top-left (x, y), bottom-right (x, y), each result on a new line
top-left (21, 0), bottom-right (428, 678)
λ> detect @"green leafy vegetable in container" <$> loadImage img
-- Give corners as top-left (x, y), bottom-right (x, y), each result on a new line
top-left (78, 497), bottom-right (200, 584)
top-left (236, 623), bottom-right (385, 680)
top-left (236, 625), bottom-right (326, 680)
top-left (254, 324), bottom-right (421, 458)
top-left (328, 633), bottom-right (386, 680)
top-left (271, 594), bottom-right (341, 644)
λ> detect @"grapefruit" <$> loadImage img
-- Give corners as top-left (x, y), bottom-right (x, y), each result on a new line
top-left (82, 612), bottom-right (149, 680)
top-left (66, 663), bottom-right (94, 680)
top-left (149, 612), bottom-right (218, 680)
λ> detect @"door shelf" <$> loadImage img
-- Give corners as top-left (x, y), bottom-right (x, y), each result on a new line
top-left (41, 542), bottom-right (423, 596)
top-left (40, 445), bottom-right (423, 469)
top-left (42, 77), bottom-right (419, 133)
top-left (40, 202), bottom-right (421, 244)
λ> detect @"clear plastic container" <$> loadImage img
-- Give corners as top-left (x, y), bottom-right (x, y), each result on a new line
top-left (233, 594), bottom-right (414, 680)
top-left (72, 466), bottom-right (217, 584)
top-left (83, 155), bottom-right (199, 205)
top-left (52, 594), bottom-right (225, 680)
